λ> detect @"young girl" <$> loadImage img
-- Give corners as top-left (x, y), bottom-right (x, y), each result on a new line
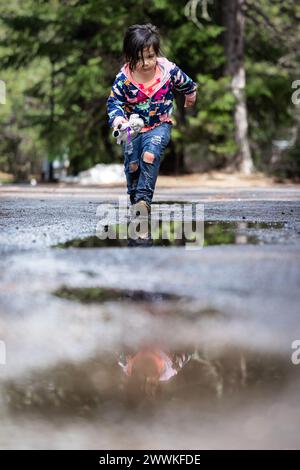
top-left (107, 23), bottom-right (197, 214)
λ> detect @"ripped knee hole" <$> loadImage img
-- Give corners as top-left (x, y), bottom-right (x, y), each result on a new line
top-left (143, 151), bottom-right (155, 164)
top-left (129, 162), bottom-right (139, 172)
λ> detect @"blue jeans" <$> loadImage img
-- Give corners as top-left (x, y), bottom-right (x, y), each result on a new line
top-left (122, 123), bottom-right (172, 207)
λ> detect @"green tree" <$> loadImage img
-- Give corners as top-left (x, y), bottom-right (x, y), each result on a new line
top-left (0, 0), bottom-right (299, 180)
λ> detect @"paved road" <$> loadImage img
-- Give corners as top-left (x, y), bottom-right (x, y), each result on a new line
top-left (0, 184), bottom-right (300, 449)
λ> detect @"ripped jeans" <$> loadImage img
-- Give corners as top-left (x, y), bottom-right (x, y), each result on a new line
top-left (122, 122), bottom-right (172, 207)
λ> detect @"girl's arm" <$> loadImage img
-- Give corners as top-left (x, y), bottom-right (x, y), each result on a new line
top-left (106, 76), bottom-right (128, 128)
top-left (170, 63), bottom-right (198, 107)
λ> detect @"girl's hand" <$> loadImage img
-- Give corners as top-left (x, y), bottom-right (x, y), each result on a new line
top-left (184, 92), bottom-right (197, 108)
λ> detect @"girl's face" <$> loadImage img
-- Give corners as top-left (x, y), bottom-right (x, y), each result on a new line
top-left (135, 45), bottom-right (157, 72)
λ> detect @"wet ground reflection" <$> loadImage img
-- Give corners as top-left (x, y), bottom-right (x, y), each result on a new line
top-left (1, 282), bottom-right (298, 448)
top-left (2, 346), bottom-right (293, 417)
top-left (54, 221), bottom-right (284, 248)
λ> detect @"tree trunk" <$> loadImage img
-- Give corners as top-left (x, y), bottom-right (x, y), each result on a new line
top-left (222, 0), bottom-right (254, 174)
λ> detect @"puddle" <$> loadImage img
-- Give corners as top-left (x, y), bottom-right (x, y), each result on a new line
top-left (1, 291), bottom-right (298, 448)
top-left (1, 346), bottom-right (294, 418)
top-left (53, 221), bottom-right (284, 248)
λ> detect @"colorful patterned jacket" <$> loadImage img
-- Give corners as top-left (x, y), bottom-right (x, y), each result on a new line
top-left (106, 57), bottom-right (197, 132)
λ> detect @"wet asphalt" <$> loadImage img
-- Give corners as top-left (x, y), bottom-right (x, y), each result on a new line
top-left (0, 183), bottom-right (300, 449)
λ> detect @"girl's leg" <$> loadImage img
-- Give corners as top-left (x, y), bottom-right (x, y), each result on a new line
top-left (134, 123), bottom-right (172, 208)
top-left (122, 135), bottom-right (142, 205)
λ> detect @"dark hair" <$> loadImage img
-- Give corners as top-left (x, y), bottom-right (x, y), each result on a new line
top-left (123, 23), bottom-right (164, 72)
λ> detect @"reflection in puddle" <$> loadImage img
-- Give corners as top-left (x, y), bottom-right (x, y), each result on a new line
top-left (1, 284), bottom-right (298, 448)
top-left (36, 284), bottom-right (295, 416)
top-left (53, 221), bottom-right (284, 248)
top-left (2, 346), bottom-right (293, 417)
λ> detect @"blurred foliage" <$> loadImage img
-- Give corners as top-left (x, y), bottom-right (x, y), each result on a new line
top-left (0, 0), bottom-right (299, 180)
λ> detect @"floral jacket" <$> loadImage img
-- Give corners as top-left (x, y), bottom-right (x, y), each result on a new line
top-left (106, 57), bottom-right (197, 131)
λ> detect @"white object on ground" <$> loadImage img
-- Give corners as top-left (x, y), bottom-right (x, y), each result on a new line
top-left (79, 163), bottom-right (125, 185)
